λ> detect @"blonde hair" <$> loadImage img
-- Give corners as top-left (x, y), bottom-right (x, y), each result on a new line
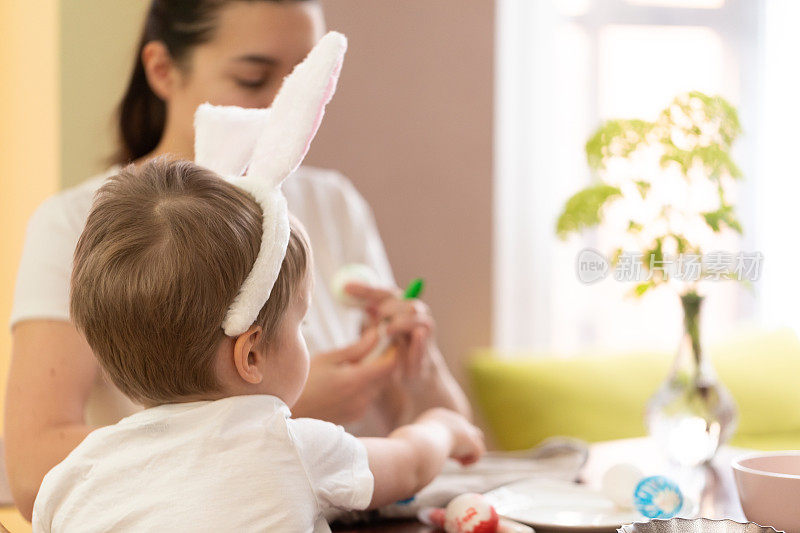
top-left (70, 158), bottom-right (309, 405)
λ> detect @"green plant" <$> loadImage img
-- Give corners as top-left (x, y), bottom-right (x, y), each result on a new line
top-left (556, 91), bottom-right (743, 297)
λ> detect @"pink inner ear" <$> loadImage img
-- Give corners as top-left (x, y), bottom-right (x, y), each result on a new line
top-left (300, 57), bottom-right (344, 159)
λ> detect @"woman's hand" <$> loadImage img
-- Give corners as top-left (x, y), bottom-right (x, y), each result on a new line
top-left (291, 329), bottom-right (397, 425)
top-left (343, 282), bottom-right (473, 425)
top-left (344, 282), bottom-right (435, 379)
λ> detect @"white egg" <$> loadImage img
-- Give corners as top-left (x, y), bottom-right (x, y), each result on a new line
top-left (331, 263), bottom-right (380, 307)
top-left (602, 463), bottom-right (643, 509)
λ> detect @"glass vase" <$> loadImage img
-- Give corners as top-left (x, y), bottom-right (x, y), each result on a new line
top-left (645, 292), bottom-right (738, 466)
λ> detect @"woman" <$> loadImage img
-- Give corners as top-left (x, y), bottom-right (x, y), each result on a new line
top-left (5, 0), bottom-right (470, 520)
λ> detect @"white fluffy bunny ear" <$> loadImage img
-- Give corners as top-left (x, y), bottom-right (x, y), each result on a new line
top-left (195, 31), bottom-right (347, 337)
top-left (243, 31), bottom-right (347, 185)
top-left (194, 104), bottom-right (271, 178)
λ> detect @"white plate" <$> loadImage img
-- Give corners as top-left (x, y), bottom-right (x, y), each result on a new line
top-left (484, 478), bottom-right (697, 533)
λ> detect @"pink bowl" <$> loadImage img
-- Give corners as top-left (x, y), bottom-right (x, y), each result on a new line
top-left (733, 451), bottom-right (800, 533)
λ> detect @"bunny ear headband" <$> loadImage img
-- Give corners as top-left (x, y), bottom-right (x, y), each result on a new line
top-left (193, 31), bottom-right (347, 336)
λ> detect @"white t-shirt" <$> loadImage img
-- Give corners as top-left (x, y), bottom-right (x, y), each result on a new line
top-left (10, 166), bottom-right (395, 432)
top-left (31, 395), bottom-right (374, 532)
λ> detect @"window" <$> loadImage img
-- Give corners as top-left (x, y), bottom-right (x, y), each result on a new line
top-left (494, 0), bottom-right (797, 353)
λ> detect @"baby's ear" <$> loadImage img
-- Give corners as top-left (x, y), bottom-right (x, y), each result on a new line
top-left (232, 325), bottom-right (264, 385)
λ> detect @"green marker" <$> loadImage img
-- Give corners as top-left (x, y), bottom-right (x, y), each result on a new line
top-left (403, 277), bottom-right (425, 299)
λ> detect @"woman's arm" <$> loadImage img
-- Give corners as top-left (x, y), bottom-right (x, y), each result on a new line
top-left (398, 337), bottom-right (472, 420)
top-left (4, 320), bottom-right (98, 520)
top-left (377, 337), bottom-right (472, 430)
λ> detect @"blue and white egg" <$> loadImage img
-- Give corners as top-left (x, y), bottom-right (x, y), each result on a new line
top-left (633, 475), bottom-right (684, 519)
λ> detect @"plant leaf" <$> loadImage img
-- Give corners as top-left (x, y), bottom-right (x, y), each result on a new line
top-left (702, 204), bottom-right (742, 234)
top-left (634, 180), bottom-right (651, 198)
top-left (585, 119), bottom-right (654, 171)
top-left (660, 144), bottom-right (742, 180)
top-left (628, 220), bottom-right (643, 233)
top-left (556, 184), bottom-right (622, 239)
top-left (633, 280), bottom-right (655, 297)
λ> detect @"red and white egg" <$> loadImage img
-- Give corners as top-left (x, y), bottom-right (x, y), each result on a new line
top-left (444, 493), bottom-right (499, 533)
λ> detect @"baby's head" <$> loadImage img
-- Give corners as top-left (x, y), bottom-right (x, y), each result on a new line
top-left (70, 158), bottom-right (312, 407)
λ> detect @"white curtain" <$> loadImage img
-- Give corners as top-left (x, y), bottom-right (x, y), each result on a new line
top-left (756, 0), bottom-right (800, 334)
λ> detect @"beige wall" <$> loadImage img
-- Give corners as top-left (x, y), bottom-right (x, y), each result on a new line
top-left (57, 1), bottom-right (495, 375)
top-left (61, 1), bottom-right (148, 187)
top-left (310, 0), bottom-right (495, 373)
top-left (0, 1), bottom-right (61, 433)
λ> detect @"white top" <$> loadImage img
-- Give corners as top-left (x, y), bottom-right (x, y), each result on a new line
top-left (10, 166), bottom-right (395, 431)
top-left (31, 395), bottom-right (374, 532)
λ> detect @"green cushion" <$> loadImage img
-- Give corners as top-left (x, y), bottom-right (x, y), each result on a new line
top-left (732, 432), bottom-right (800, 451)
top-left (469, 329), bottom-right (800, 451)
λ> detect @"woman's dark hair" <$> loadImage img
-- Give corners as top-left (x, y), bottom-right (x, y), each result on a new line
top-left (115, 0), bottom-right (311, 164)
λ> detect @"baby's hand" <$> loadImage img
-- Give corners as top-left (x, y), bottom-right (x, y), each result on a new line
top-left (418, 408), bottom-right (486, 465)
top-left (365, 408), bottom-right (486, 508)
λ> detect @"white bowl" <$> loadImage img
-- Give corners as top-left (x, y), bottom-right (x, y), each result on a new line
top-left (733, 450), bottom-right (800, 533)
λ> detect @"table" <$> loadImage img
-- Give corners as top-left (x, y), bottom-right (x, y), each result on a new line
top-left (333, 437), bottom-right (747, 532)
top-left (0, 438), bottom-right (747, 532)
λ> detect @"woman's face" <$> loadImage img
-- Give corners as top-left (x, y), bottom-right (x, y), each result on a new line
top-left (168, 1), bottom-right (326, 152)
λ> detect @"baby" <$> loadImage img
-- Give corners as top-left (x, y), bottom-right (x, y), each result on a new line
top-left (32, 159), bottom-right (485, 532)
